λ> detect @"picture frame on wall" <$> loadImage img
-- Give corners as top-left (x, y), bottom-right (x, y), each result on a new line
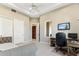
top-left (58, 22), bottom-right (70, 30)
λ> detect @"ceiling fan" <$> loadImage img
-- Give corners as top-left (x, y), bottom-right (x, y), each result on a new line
top-left (29, 3), bottom-right (40, 15)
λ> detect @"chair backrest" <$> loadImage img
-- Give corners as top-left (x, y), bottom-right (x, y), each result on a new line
top-left (56, 32), bottom-right (67, 47)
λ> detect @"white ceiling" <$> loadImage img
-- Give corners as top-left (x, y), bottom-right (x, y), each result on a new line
top-left (2, 3), bottom-right (70, 17)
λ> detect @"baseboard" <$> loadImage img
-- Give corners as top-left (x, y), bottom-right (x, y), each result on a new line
top-left (39, 41), bottom-right (50, 45)
top-left (15, 41), bottom-right (33, 46)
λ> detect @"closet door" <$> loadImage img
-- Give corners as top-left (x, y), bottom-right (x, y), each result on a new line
top-left (14, 19), bottom-right (24, 44)
top-left (0, 18), bottom-right (2, 36)
top-left (0, 17), bottom-right (12, 37)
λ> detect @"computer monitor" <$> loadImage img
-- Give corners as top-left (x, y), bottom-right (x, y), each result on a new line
top-left (68, 33), bottom-right (78, 41)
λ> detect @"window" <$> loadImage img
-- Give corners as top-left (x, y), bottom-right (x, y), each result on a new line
top-left (46, 22), bottom-right (52, 36)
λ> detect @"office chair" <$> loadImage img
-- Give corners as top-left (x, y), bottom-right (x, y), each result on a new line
top-left (55, 32), bottom-right (67, 53)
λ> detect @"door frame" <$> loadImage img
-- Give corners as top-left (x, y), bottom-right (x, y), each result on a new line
top-left (31, 23), bottom-right (39, 42)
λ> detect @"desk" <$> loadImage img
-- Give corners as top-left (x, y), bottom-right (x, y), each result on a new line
top-left (50, 38), bottom-right (56, 46)
top-left (50, 38), bottom-right (78, 46)
top-left (50, 38), bottom-right (72, 47)
top-left (68, 43), bottom-right (79, 48)
top-left (67, 42), bottom-right (79, 55)
top-left (50, 37), bottom-right (79, 55)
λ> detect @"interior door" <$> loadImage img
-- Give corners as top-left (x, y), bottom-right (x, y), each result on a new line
top-left (32, 26), bottom-right (36, 39)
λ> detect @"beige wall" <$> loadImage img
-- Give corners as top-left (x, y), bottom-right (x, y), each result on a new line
top-left (40, 4), bottom-right (79, 42)
top-left (0, 5), bottom-right (31, 43)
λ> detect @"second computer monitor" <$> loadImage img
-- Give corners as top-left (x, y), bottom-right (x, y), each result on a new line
top-left (68, 33), bottom-right (78, 41)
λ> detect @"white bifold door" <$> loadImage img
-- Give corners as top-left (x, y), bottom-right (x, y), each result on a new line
top-left (0, 17), bottom-right (25, 44)
top-left (14, 19), bottom-right (24, 44)
top-left (0, 17), bottom-right (12, 37)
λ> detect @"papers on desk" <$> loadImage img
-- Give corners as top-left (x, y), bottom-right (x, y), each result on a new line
top-left (71, 41), bottom-right (79, 44)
